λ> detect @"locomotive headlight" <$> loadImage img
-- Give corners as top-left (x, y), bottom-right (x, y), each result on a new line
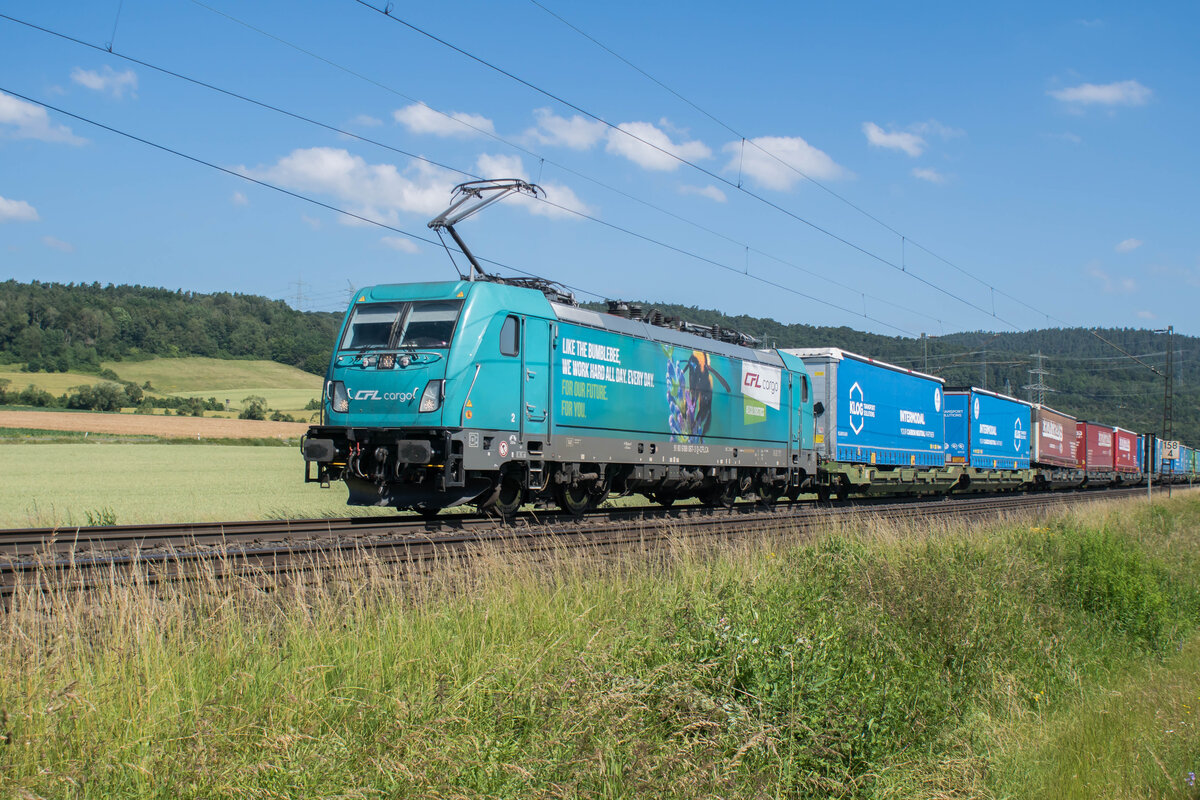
top-left (419, 379), bottom-right (444, 413)
top-left (329, 380), bottom-right (349, 413)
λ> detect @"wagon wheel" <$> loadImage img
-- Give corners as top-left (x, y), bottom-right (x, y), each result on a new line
top-left (480, 470), bottom-right (523, 519)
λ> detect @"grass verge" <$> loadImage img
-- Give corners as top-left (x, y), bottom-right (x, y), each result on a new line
top-left (2, 495), bottom-right (1199, 798)
top-left (0, 444), bottom-right (389, 528)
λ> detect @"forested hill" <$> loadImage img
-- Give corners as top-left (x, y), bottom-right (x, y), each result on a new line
top-left (0, 280), bottom-right (340, 375)
top-left (0, 281), bottom-right (1194, 444)
top-left (585, 300), bottom-right (1200, 446)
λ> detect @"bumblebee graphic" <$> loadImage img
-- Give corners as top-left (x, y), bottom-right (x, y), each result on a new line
top-left (665, 349), bottom-right (730, 442)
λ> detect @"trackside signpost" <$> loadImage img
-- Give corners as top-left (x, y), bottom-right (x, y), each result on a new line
top-left (1164, 440), bottom-right (1180, 499)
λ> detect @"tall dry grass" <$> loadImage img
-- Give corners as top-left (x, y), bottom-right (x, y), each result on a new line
top-left (2, 493), bottom-right (1198, 798)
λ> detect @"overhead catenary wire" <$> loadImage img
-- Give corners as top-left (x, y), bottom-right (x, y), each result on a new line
top-left (174, 1), bottom-right (941, 329)
top-left (1, 82), bottom-right (914, 336)
top-left (522, 0), bottom-right (1183, 368)
top-left (1, 8), bottom-right (928, 333)
top-left (531, 195), bottom-right (916, 335)
top-left (347, 0), bottom-right (1021, 330)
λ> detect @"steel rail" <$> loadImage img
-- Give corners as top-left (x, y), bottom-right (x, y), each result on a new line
top-left (0, 487), bottom-right (1182, 599)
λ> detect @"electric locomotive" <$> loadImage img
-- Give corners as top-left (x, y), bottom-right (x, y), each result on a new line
top-left (302, 180), bottom-right (817, 516)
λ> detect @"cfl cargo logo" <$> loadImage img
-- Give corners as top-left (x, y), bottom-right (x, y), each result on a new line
top-left (740, 363), bottom-right (781, 409)
top-left (847, 381), bottom-right (876, 435)
top-left (353, 388), bottom-right (419, 402)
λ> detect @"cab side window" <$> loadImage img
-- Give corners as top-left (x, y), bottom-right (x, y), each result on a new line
top-left (500, 315), bottom-right (520, 356)
top-left (801, 375), bottom-right (809, 403)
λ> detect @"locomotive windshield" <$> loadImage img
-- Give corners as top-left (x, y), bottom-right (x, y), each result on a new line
top-left (339, 300), bottom-right (462, 350)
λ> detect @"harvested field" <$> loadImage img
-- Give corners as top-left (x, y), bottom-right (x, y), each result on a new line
top-left (0, 410), bottom-right (306, 439)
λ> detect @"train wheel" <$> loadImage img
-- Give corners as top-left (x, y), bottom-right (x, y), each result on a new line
top-left (481, 471), bottom-right (523, 519)
top-left (414, 503), bottom-right (442, 519)
top-left (703, 480), bottom-right (737, 508)
top-left (816, 486), bottom-right (831, 503)
top-left (756, 480), bottom-right (782, 509)
top-left (556, 481), bottom-right (595, 516)
top-left (649, 491), bottom-right (677, 508)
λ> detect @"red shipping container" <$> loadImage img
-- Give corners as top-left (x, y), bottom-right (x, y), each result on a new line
top-left (1081, 422), bottom-right (1115, 471)
top-left (1032, 405), bottom-right (1077, 468)
top-left (1113, 427), bottom-right (1138, 472)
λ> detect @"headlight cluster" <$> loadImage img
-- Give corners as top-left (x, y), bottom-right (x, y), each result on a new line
top-left (327, 380), bottom-right (349, 413)
top-left (419, 380), bottom-right (444, 413)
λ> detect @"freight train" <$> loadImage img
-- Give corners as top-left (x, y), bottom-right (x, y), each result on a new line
top-left (301, 275), bottom-right (1195, 517)
top-left (301, 180), bottom-right (1195, 516)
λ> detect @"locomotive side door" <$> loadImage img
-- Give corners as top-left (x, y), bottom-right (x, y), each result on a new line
top-left (521, 316), bottom-right (552, 440)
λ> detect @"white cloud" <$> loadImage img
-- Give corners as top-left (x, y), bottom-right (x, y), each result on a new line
top-left (0, 196), bottom-right (39, 223)
top-left (1088, 265), bottom-right (1136, 294)
top-left (381, 236), bottom-right (420, 253)
top-left (241, 147), bottom-right (459, 225)
top-left (605, 121), bottom-right (711, 171)
top-left (0, 91), bottom-right (86, 144)
top-left (1136, 310), bottom-right (1156, 320)
top-left (1049, 80), bottom-right (1151, 107)
top-left (723, 135), bottom-right (847, 191)
top-left (911, 167), bottom-right (948, 184)
top-left (1115, 238), bottom-right (1142, 253)
top-left (863, 122), bottom-right (925, 157)
top-left (301, 214), bottom-right (322, 230)
top-left (679, 184), bottom-right (727, 203)
top-left (70, 66), bottom-right (137, 99)
top-left (42, 236), bottom-right (74, 253)
top-left (474, 153), bottom-right (591, 219)
top-left (526, 108), bottom-right (607, 150)
top-left (231, 191), bottom-right (249, 206)
top-left (393, 103), bottom-right (495, 137)
top-left (350, 114), bottom-right (383, 127)
top-left (476, 153), bottom-right (526, 179)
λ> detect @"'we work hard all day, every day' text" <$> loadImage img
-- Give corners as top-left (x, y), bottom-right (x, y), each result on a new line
top-left (558, 336), bottom-right (655, 420)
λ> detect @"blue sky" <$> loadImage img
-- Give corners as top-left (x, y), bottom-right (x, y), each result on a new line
top-left (1, 0), bottom-right (1197, 337)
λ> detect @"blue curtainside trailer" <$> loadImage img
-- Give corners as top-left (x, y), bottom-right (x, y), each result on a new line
top-left (782, 348), bottom-right (946, 467)
top-left (944, 388), bottom-right (1031, 470)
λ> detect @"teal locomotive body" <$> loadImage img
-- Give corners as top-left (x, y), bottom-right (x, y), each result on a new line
top-left (303, 279), bottom-right (817, 515)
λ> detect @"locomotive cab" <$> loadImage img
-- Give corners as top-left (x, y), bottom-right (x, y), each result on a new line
top-left (302, 279), bottom-right (555, 512)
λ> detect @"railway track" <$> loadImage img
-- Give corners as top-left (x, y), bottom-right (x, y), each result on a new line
top-left (0, 486), bottom-right (1183, 599)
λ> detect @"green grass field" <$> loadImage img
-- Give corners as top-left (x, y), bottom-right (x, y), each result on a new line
top-left (3, 496), bottom-right (1199, 798)
top-left (0, 443), bottom-right (384, 528)
top-left (1, 357), bottom-right (323, 417)
top-left (99, 357), bottom-right (321, 392)
top-left (0, 368), bottom-right (103, 396)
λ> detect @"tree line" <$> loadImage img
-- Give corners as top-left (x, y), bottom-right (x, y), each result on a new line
top-left (0, 280), bottom-right (1192, 443)
top-left (0, 280), bottom-right (340, 375)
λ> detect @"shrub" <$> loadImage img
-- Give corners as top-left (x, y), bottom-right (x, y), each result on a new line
top-left (239, 395), bottom-right (267, 421)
